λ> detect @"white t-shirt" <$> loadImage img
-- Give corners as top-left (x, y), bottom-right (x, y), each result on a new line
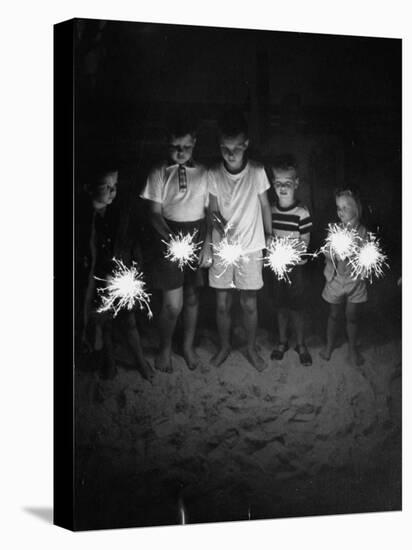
top-left (140, 162), bottom-right (209, 222)
top-left (208, 160), bottom-right (270, 253)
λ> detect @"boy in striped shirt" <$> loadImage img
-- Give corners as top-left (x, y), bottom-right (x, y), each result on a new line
top-left (268, 156), bottom-right (313, 366)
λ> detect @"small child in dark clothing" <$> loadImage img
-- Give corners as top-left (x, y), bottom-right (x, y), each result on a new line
top-left (76, 163), bottom-right (153, 380)
top-left (268, 156), bottom-right (313, 366)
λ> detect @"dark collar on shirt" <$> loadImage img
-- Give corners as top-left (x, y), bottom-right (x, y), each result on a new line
top-left (276, 200), bottom-right (299, 212)
top-left (167, 159), bottom-right (195, 168)
top-left (223, 156), bottom-right (248, 175)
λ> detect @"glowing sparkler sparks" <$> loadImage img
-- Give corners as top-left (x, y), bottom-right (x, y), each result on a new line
top-left (322, 223), bottom-right (360, 260)
top-left (213, 232), bottom-right (245, 276)
top-left (95, 259), bottom-right (152, 318)
top-left (163, 231), bottom-right (202, 270)
top-left (349, 233), bottom-right (388, 281)
top-left (264, 237), bottom-right (307, 282)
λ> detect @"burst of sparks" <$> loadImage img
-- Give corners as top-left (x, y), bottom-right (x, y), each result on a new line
top-left (95, 259), bottom-right (152, 318)
top-left (322, 223), bottom-right (360, 260)
top-left (264, 237), bottom-right (307, 282)
top-left (213, 233), bottom-right (245, 276)
top-left (348, 233), bottom-right (388, 281)
top-left (163, 231), bottom-right (202, 270)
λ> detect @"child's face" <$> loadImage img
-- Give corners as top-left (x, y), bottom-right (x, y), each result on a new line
top-left (272, 168), bottom-right (298, 205)
top-left (336, 195), bottom-right (358, 225)
top-left (92, 171), bottom-right (118, 209)
top-left (219, 133), bottom-right (249, 171)
top-left (168, 134), bottom-right (196, 165)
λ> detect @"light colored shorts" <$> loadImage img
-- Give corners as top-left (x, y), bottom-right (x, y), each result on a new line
top-left (209, 249), bottom-right (263, 290)
top-left (322, 274), bottom-right (367, 304)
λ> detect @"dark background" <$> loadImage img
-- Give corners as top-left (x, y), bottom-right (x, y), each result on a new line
top-left (73, 19), bottom-right (401, 529)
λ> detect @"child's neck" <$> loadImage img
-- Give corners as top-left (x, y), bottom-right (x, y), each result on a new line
top-left (224, 158), bottom-right (247, 175)
top-left (278, 197), bottom-right (296, 209)
top-left (92, 201), bottom-right (107, 214)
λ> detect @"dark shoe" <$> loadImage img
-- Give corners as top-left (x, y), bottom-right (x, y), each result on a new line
top-left (270, 342), bottom-right (289, 360)
top-left (295, 345), bottom-right (312, 366)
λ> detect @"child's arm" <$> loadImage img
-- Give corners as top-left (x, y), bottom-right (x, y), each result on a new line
top-left (209, 193), bottom-right (227, 236)
top-left (148, 200), bottom-right (173, 241)
top-left (258, 190), bottom-right (273, 247)
top-left (198, 202), bottom-right (213, 267)
top-left (300, 231), bottom-right (310, 251)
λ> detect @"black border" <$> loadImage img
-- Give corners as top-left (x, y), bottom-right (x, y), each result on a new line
top-left (53, 18), bottom-right (76, 531)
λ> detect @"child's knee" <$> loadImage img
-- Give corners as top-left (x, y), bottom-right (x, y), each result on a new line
top-left (163, 300), bottom-right (183, 319)
top-left (216, 293), bottom-right (231, 316)
top-left (240, 292), bottom-right (257, 315)
top-left (346, 310), bottom-right (358, 325)
top-left (184, 286), bottom-right (199, 308)
top-left (329, 305), bottom-right (341, 322)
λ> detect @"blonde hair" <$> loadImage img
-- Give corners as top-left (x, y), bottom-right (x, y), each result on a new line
top-left (335, 188), bottom-right (362, 222)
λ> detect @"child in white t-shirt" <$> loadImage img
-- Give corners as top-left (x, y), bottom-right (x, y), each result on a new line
top-left (208, 111), bottom-right (272, 371)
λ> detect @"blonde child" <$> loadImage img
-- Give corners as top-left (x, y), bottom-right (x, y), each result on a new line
top-left (320, 188), bottom-right (367, 366)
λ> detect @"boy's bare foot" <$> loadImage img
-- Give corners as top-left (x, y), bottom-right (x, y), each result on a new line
top-left (211, 346), bottom-right (231, 367)
top-left (295, 344), bottom-right (312, 366)
top-left (155, 350), bottom-right (173, 373)
top-left (245, 347), bottom-right (267, 372)
top-left (183, 347), bottom-right (202, 371)
top-left (348, 347), bottom-right (364, 367)
top-left (136, 359), bottom-right (155, 381)
top-left (319, 348), bottom-right (332, 361)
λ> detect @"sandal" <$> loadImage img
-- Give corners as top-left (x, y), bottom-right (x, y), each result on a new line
top-left (270, 342), bottom-right (289, 360)
top-left (295, 345), bottom-right (312, 366)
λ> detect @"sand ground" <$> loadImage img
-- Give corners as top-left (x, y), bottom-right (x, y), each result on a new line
top-left (75, 307), bottom-right (401, 529)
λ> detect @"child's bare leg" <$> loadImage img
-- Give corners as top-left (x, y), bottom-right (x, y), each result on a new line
top-left (346, 302), bottom-right (364, 366)
top-left (291, 309), bottom-right (305, 347)
top-left (291, 309), bottom-right (312, 365)
top-left (182, 284), bottom-right (202, 370)
top-left (320, 303), bottom-right (341, 360)
top-left (101, 318), bottom-right (116, 379)
top-left (240, 290), bottom-right (266, 372)
top-left (125, 312), bottom-right (154, 380)
top-left (211, 289), bottom-right (232, 367)
top-left (156, 287), bottom-right (183, 372)
top-left (277, 308), bottom-right (289, 344)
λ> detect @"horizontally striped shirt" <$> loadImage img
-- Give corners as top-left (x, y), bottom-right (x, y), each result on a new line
top-left (271, 201), bottom-right (312, 239)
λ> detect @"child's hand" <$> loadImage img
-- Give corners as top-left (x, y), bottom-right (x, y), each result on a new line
top-left (265, 234), bottom-right (275, 249)
top-left (198, 242), bottom-right (213, 268)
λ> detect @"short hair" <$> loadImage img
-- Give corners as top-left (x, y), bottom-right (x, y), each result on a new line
top-left (83, 157), bottom-right (118, 192)
top-left (218, 109), bottom-right (249, 139)
top-left (335, 186), bottom-right (363, 221)
top-left (271, 154), bottom-right (298, 175)
top-left (166, 115), bottom-right (198, 141)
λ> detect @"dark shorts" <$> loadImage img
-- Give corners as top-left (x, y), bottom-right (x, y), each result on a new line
top-left (272, 264), bottom-right (307, 311)
top-left (151, 218), bottom-right (207, 291)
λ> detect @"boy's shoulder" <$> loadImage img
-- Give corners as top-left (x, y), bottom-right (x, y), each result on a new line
top-left (295, 202), bottom-right (311, 216)
top-left (247, 159), bottom-right (265, 172)
top-left (147, 161), bottom-right (168, 178)
top-left (207, 161), bottom-right (223, 174)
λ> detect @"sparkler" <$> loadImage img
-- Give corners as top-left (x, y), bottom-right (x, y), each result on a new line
top-left (264, 236), bottom-right (307, 282)
top-left (95, 259), bottom-right (152, 318)
top-left (163, 230), bottom-right (202, 270)
top-left (321, 223), bottom-right (360, 260)
top-left (212, 228), bottom-right (246, 277)
top-left (348, 233), bottom-right (388, 281)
